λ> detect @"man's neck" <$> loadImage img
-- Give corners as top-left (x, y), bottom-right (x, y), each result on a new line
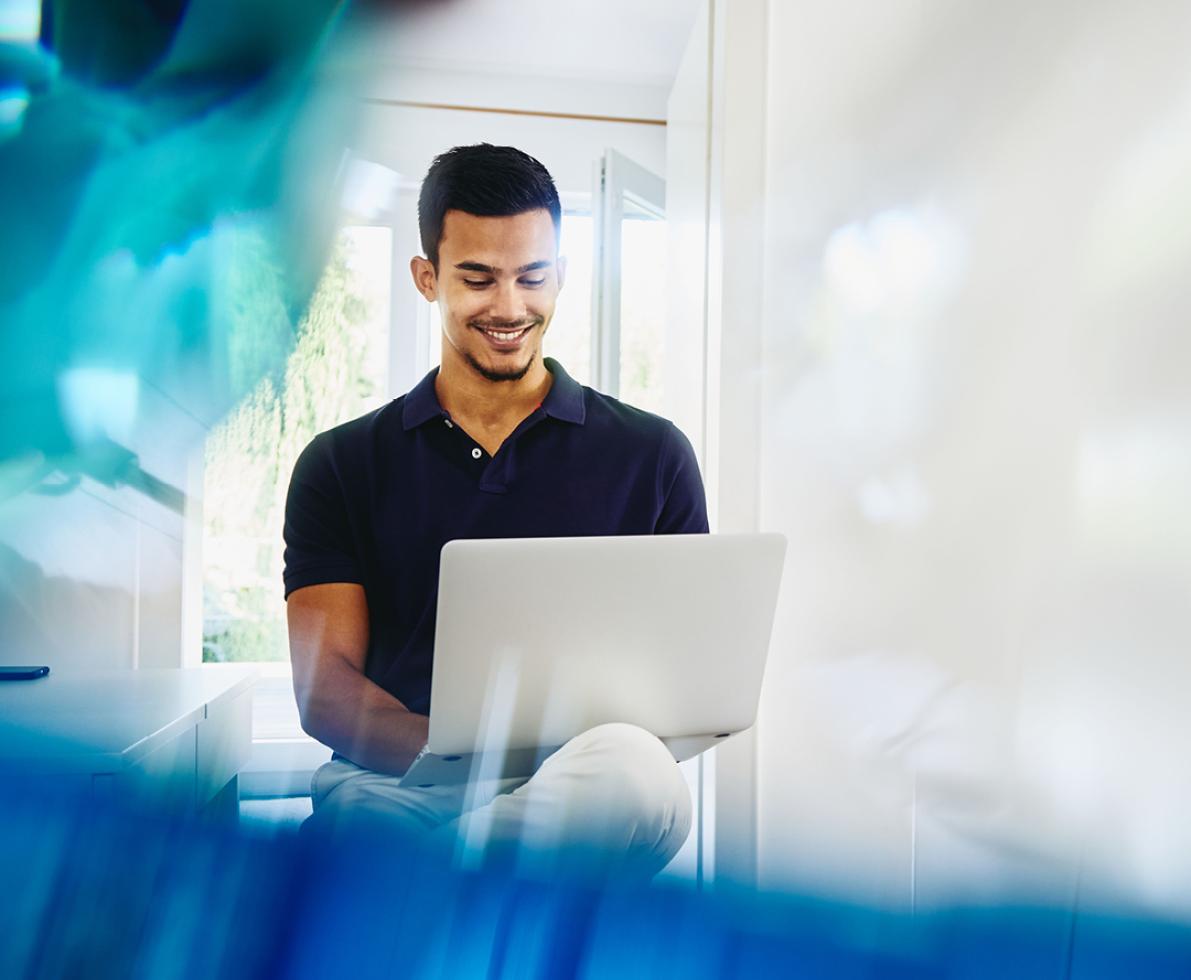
top-left (435, 354), bottom-right (553, 432)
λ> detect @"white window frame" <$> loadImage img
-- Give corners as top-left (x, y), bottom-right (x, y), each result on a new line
top-left (591, 149), bottom-right (666, 397)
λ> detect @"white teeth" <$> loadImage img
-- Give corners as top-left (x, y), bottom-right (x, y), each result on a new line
top-left (483, 328), bottom-right (527, 340)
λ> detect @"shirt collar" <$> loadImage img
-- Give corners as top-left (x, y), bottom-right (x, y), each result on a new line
top-left (401, 356), bottom-right (586, 431)
top-left (539, 357), bottom-right (586, 425)
top-left (401, 365), bottom-right (446, 430)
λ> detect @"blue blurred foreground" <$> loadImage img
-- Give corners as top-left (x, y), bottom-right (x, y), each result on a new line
top-left (2, 775), bottom-right (1189, 979)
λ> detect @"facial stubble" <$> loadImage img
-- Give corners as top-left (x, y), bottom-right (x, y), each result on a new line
top-left (465, 315), bottom-right (546, 383)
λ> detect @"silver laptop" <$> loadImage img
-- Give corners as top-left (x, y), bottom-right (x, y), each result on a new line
top-left (400, 532), bottom-right (787, 787)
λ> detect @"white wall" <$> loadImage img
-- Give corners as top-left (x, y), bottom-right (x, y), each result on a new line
top-left (753, 0), bottom-right (1191, 917)
top-left (0, 383), bottom-right (201, 672)
top-left (352, 100), bottom-right (667, 200)
top-left (664, 4), bottom-right (711, 459)
top-left (339, 0), bottom-right (697, 117)
top-left (665, 0), bottom-right (776, 887)
top-left (663, 0), bottom-right (714, 885)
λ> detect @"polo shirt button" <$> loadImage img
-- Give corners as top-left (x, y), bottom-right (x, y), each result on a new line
top-left (444, 418), bottom-right (453, 428)
top-left (471, 447), bottom-right (482, 459)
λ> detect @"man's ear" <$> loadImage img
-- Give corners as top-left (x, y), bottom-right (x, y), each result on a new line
top-left (556, 254), bottom-right (568, 291)
top-left (410, 256), bottom-right (438, 301)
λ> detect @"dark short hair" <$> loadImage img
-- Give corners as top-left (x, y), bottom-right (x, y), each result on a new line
top-left (417, 144), bottom-right (562, 268)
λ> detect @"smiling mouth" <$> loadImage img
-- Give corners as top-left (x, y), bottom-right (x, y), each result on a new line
top-left (474, 323), bottom-right (535, 348)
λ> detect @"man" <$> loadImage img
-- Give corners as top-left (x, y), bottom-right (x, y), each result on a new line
top-left (284, 143), bottom-right (708, 877)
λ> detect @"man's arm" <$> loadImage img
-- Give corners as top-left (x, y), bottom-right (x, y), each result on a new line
top-left (287, 582), bottom-right (428, 776)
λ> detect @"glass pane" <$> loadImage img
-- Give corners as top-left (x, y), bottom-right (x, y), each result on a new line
top-left (428, 302), bottom-right (441, 370)
top-left (617, 203), bottom-right (667, 413)
top-left (546, 212), bottom-right (593, 385)
top-left (201, 226), bottom-right (392, 666)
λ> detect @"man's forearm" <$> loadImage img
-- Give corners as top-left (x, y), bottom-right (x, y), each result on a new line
top-left (300, 659), bottom-right (429, 776)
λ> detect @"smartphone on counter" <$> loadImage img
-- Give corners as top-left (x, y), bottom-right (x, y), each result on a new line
top-left (0, 666), bottom-right (50, 681)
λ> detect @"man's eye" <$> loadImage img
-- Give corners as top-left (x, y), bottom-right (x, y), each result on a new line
top-left (463, 279), bottom-right (491, 288)
top-left (520, 278), bottom-right (546, 288)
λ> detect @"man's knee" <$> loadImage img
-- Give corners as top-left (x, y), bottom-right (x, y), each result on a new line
top-left (547, 723), bottom-right (692, 857)
top-left (305, 765), bottom-right (442, 840)
top-left (304, 774), bottom-right (383, 838)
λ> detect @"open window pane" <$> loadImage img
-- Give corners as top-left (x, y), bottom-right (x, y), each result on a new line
top-left (593, 149), bottom-right (666, 406)
top-left (618, 202), bottom-right (667, 413)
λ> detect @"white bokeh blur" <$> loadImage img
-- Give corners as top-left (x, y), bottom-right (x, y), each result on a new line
top-left (752, 0), bottom-right (1191, 917)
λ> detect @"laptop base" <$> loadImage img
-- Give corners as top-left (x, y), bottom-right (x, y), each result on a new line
top-left (398, 732), bottom-right (737, 789)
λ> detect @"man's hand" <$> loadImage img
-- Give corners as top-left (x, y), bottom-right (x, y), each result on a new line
top-left (287, 583), bottom-right (429, 775)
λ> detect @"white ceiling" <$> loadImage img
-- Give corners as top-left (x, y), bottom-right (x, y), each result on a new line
top-left (363, 0), bottom-right (703, 88)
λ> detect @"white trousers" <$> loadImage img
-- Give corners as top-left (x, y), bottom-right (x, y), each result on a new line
top-left (305, 722), bottom-right (693, 879)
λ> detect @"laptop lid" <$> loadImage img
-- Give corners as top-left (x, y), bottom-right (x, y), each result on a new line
top-left (426, 532), bottom-right (787, 759)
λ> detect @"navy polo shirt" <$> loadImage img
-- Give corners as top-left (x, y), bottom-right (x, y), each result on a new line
top-left (282, 356), bottom-right (709, 715)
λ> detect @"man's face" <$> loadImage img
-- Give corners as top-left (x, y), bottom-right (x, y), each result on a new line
top-left (411, 208), bottom-right (565, 384)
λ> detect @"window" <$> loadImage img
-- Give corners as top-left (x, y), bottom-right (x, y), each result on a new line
top-left (201, 226), bottom-right (392, 738)
top-left (617, 203), bottom-right (668, 413)
top-left (592, 149), bottom-right (668, 413)
top-left (547, 211), bottom-right (595, 385)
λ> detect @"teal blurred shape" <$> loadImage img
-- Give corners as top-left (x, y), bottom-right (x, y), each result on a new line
top-left (0, 0), bottom-right (356, 487)
top-left (48, 0), bottom-right (190, 88)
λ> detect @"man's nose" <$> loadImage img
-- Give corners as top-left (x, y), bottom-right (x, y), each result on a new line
top-left (488, 280), bottom-right (528, 323)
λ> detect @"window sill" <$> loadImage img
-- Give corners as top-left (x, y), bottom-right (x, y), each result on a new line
top-left (240, 736), bottom-right (331, 799)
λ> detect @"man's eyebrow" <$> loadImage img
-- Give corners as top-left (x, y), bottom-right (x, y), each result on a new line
top-left (453, 260), bottom-right (552, 275)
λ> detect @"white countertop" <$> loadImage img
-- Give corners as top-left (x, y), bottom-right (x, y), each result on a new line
top-left (0, 666), bottom-right (258, 774)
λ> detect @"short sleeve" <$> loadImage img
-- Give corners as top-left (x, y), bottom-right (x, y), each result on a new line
top-left (282, 432), bottom-right (364, 598)
top-left (654, 422), bottom-right (710, 534)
